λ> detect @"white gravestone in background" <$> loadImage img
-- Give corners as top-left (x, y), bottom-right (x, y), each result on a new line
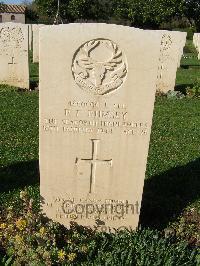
top-left (40, 23), bottom-right (162, 232)
top-left (33, 24), bottom-right (44, 63)
top-left (0, 23), bottom-right (29, 89)
top-left (28, 24), bottom-right (33, 50)
top-left (193, 33), bottom-right (200, 60)
top-left (156, 31), bottom-right (187, 93)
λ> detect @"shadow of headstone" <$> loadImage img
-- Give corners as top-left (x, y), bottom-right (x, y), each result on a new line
top-left (140, 158), bottom-right (200, 229)
top-left (0, 160), bottom-right (39, 193)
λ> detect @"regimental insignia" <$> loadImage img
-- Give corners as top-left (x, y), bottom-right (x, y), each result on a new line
top-left (72, 39), bottom-right (128, 96)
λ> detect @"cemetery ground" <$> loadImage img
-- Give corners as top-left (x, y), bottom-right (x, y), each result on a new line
top-left (0, 40), bottom-right (199, 265)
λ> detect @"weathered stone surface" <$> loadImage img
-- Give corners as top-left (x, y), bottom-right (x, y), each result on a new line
top-left (0, 22), bottom-right (29, 89)
top-left (156, 31), bottom-right (187, 93)
top-left (28, 24), bottom-right (33, 50)
top-left (193, 33), bottom-right (200, 59)
top-left (33, 24), bottom-right (44, 63)
top-left (40, 23), bottom-right (162, 232)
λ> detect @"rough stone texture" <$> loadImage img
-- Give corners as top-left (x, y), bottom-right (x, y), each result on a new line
top-left (32, 24), bottom-right (44, 63)
top-left (156, 31), bottom-right (187, 93)
top-left (28, 24), bottom-right (33, 50)
top-left (193, 33), bottom-right (199, 49)
top-left (193, 33), bottom-right (200, 59)
top-left (0, 22), bottom-right (29, 89)
top-left (40, 23), bottom-right (162, 232)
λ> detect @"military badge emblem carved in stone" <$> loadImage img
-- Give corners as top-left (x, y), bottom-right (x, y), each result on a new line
top-left (72, 39), bottom-right (127, 95)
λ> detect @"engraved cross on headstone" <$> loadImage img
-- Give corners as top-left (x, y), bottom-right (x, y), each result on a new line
top-left (76, 139), bottom-right (113, 193)
top-left (8, 56), bottom-right (17, 79)
top-left (8, 57), bottom-right (16, 65)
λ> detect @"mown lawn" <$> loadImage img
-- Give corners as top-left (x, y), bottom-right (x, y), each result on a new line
top-left (0, 38), bottom-right (199, 264)
top-left (176, 40), bottom-right (200, 90)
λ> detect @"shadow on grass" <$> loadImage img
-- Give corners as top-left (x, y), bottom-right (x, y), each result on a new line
top-left (175, 84), bottom-right (192, 94)
top-left (1, 158), bottom-right (199, 231)
top-left (0, 160), bottom-right (39, 193)
top-left (30, 80), bottom-right (39, 90)
top-left (140, 158), bottom-right (200, 230)
top-left (181, 65), bottom-right (200, 69)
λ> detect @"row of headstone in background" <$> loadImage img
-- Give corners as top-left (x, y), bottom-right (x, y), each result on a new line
top-left (193, 33), bottom-right (200, 59)
top-left (0, 23), bottom-right (43, 89)
top-left (32, 24), bottom-right (44, 63)
top-left (0, 22), bottom-right (29, 89)
top-left (156, 31), bottom-right (186, 93)
top-left (0, 23), bottom-right (187, 92)
top-left (28, 24), bottom-right (32, 51)
top-left (39, 24), bottom-right (187, 232)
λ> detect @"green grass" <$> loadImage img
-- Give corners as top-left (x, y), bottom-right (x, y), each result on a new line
top-left (142, 98), bottom-right (200, 229)
top-left (30, 60), bottom-right (39, 84)
top-left (183, 40), bottom-right (198, 55)
top-left (0, 86), bottom-right (39, 206)
top-left (176, 40), bottom-right (200, 90)
top-left (29, 50), bottom-right (39, 88)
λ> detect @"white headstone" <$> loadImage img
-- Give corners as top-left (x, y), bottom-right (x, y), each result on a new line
top-left (40, 23), bottom-right (162, 232)
top-left (156, 31), bottom-right (187, 93)
top-left (0, 23), bottom-right (29, 89)
top-left (193, 33), bottom-right (200, 60)
top-left (28, 24), bottom-right (33, 50)
top-left (33, 24), bottom-right (44, 63)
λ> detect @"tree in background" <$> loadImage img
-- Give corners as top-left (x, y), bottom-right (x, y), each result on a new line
top-left (184, 0), bottom-right (200, 31)
top-left (20, 0), bottom-right (39, 23)
top-left (32, 0), bottom-right (200, 31)
top-left (34, 0), bottom-right (76, 23)
top-left (114, 0), bottom-right (185, 29)
top-left (114, 0), bottom-right (145, 27)
top-left (33, 0), bottom-right (115, 23)
top-left (68, 0), bottom-right (115, 21)
top-left (34, 0), bottom-right (91, 23)
top-left (144, 0), bottom-right (185, 28)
